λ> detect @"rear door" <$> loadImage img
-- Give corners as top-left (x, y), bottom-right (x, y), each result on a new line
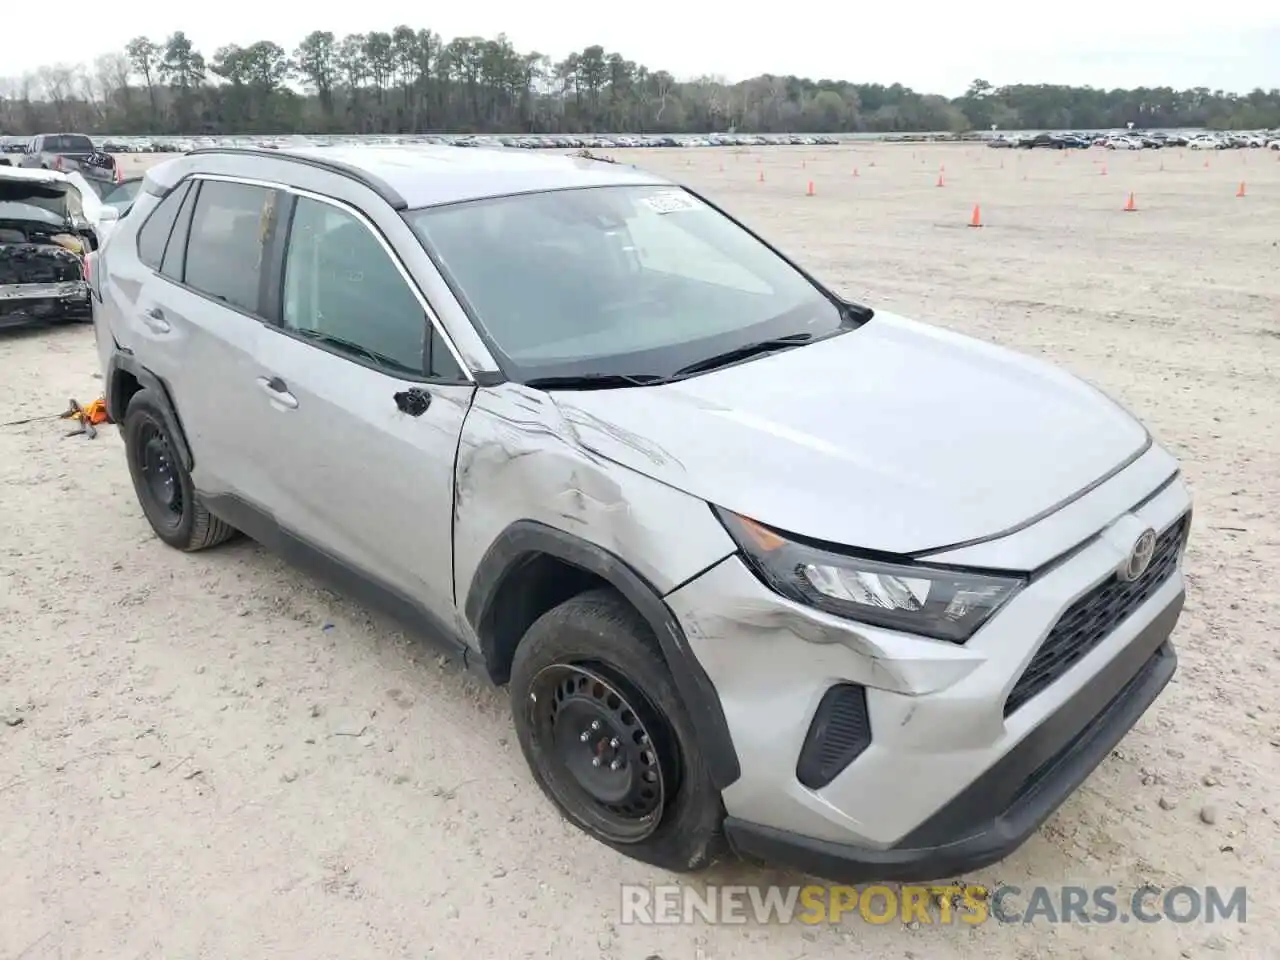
top-left (251, 191), bottom-right (475, 624)
top-left (131, 176), bottom-right (288, 509)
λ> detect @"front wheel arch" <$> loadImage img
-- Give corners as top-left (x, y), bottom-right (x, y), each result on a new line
top-left (464, 520), bottom-right (741, 790)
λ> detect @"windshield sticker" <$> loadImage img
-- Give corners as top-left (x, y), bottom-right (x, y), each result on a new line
top-left (638, 191), bottom-right (700, 215)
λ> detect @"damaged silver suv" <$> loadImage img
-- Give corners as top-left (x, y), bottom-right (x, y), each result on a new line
top-left (93, 145), bottom-right (1190, 882)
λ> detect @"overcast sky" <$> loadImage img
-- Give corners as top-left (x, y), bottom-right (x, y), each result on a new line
top-left (5, 2), bottom-right (1279, 95)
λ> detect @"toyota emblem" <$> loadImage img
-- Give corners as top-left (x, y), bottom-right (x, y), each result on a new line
top-left (1119, 528), bottom-right (1157, 582)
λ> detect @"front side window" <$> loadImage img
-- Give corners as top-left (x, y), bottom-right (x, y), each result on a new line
top-left (282, 196), bottom-right (460, 378)
top-left (183, 180), bottom-right (275, 314)
top-left (406, 184), bottom-right (846, 381)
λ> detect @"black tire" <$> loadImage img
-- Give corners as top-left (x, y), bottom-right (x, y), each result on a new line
top-left (122, 389), bottom-right (237, 551)
top-left (510, 588), bottom-right (725, 873)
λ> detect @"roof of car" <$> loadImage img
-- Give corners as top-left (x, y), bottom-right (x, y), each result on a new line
top-left (184, 144), bottom-right (672, 210)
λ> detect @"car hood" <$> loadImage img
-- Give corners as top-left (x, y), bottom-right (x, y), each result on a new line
top-left (552, 311), bottom-right (1149, 557)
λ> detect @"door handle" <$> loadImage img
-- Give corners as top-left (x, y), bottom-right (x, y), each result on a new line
top-left (141, 307), bottom-right (170, 333)
top-left (257, 376), bottom-right (298, 409)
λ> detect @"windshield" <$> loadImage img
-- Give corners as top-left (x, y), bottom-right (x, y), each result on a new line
top-left (406, 185), bottom-right (846, 381)
top-left (99, 179), bottom-right (141, 211)
top-left (0, 182), bottom-right (69, 222)
top-left (0, 202), bottom-right (67, 228)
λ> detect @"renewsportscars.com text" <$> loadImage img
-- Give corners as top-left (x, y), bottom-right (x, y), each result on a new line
top-left (620, 884), bottom-right (1248, 926)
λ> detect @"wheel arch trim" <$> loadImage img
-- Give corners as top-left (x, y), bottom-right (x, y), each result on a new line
top-left (106, 348), bottom-right (194, 472)
top-left (464, 520), bottom-right (741, 789)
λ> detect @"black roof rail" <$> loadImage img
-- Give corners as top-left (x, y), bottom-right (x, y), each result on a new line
top-left (183, 146), bottom-right (408, 210)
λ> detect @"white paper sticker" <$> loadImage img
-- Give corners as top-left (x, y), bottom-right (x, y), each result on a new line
top-left (638, 191), bottom-right (700, 215)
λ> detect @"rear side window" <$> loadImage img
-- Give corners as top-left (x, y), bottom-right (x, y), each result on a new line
top-left (45, 135), bottom-right (95, 153)
top-left (160, 181), bottom-right (200, 280)
top-left (184, 180), bottom-right (276, 314)
top-left (136, 181), bottom-right (191, 270)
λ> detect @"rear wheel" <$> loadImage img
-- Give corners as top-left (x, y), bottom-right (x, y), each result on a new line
top-left (123, 389), bottom-right (237, 551)
top-left (510, 588), bottom-right (724, 872)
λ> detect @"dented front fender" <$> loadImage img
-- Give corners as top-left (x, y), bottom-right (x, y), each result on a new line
top-left (452, 383), bottom-right (736, 607)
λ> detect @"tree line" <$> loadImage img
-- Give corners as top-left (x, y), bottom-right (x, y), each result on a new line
top-left (2, 30), bottom-right (1279, 137)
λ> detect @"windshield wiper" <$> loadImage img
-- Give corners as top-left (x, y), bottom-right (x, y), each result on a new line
top-left (297, 329), bottom-right (421, 375)
top-left (524, 373), bottom-right (666, 390)
top-left (670, 332), bottom-right (815, 379)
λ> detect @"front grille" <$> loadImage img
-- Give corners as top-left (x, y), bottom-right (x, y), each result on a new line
top-left (1004, 513), bottom-right (1189, 717)
top-left (796, 684), bottom-right (872, 789)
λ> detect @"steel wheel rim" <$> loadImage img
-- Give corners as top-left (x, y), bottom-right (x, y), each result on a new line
top-left (527, 662), bottom-right (677, 844)
top-left (138, 423), bottom-right (183, 524)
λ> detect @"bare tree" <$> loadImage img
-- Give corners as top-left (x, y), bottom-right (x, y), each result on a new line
top-left (126, 36), bottom-right (161, 125)
top-left (36, 64), bottom-right (76, 127)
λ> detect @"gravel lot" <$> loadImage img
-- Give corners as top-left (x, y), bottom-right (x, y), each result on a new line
top-left (2, 142), bottom-right (1277, 958)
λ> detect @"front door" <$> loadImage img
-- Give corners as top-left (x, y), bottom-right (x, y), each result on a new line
top-left (251, 193), bottom-right (475, 628)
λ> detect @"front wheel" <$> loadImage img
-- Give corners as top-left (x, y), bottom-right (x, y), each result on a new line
top-left (509, 588), bottom-right (724, 872)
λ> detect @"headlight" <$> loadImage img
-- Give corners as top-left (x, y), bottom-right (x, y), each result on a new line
top-left (715, 508), bottom-right (1026, 644)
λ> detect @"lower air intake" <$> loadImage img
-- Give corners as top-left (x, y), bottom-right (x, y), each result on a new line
top-left (796, 683), bottom-right (872, 790)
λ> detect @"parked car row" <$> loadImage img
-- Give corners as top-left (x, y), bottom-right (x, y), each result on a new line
top-left (4, 132), bottom-right (843, 156)
top-left (989, 130), bottom-right (1280, 150)
top-left (461, 133), bottom-right (843, 149)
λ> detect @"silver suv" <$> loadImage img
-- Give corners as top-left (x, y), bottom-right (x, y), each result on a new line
top-left (91, 146), bottom-right (1191, 882)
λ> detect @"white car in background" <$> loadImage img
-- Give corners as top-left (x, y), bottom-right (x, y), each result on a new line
top-left (1104, 136), bottom-right (1141, 150)
top-left (1188, 137), bottom-right (1221, 150)
top-left (0, 166), bottom-right (110, 328)
top-left (1268, 139), bottom-right (1280, 151)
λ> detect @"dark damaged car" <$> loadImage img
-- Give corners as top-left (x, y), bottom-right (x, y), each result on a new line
top-left (0, 167), bottom-right (105, 329)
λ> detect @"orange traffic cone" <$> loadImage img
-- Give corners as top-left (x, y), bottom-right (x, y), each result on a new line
top-left (1204, 157), bottom-right (1210, 168)
top-left (969, 204), bottom-right (983, 228)
top-left (1123, 192), bottom-right (1137, 212)
top-left (1236, 181), bottom-right (1247, 197)
top-left (936, 171), bottom-right (945, 187)
top-left (853, 167), bottom-right (859, 177)
top-left (806, 180), bottom-right (815, 197)
top-left (1101, 163), bottom-right (1108, 176)
top-left (758, 169), bottom-right (764, 183)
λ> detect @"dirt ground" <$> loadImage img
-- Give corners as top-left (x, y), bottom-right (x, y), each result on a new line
top-left (2, 142), bottom-right (1277, 959)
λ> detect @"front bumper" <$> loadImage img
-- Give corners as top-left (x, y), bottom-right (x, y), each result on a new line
top-left (665, 472), bottom-right (1189, 882)
top-left (0, 280), bottom-right (88, 302)
top-left (0, 281), bottom-right (89, 325)
top-left (725, 615), bottom-right (1178, 882)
